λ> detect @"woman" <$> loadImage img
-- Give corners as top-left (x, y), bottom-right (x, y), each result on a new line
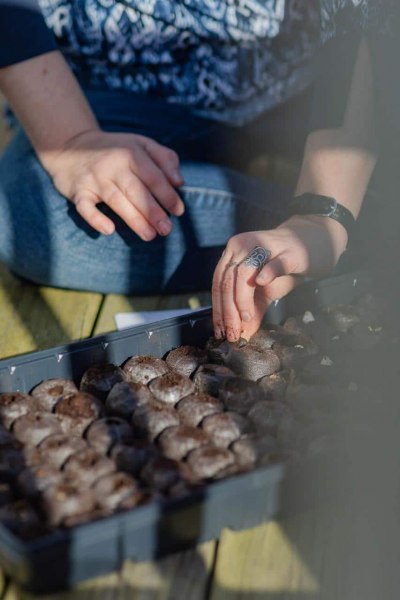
top-left (0, 0), bottom-right (319, 294)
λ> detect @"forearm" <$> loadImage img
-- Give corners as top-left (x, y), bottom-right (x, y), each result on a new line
top-left (0, 51), bottom-right (98, 165)
top-left (295, 37), bottom-right (378, 220)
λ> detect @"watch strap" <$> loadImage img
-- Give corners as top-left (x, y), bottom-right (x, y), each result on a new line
top-left (287, 193), bottom-right (356, 239)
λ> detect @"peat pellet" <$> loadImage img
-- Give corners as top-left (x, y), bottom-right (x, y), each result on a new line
top-left (123, 356), bottom-right (169, 385)
top-left (92, 472), bottom-right (143, 512)
top-left (0, 499), bottom-right (46, 539)
top-left (12, 413), bottom-right (62, 447)
top-left (258, 371), bottom-right (291, 401)
top-left (132, 402), bottom-right (180, 440)
top-left (85, 417), bottom-right (134, 454)
top-left (226, 346), bottom-right (280, 381)
top-left (202, 412), bottom-right (252, 448)
top-left (193, 364), bottom-right (235, 396)
top-left (219, 377), bottom-right (265, 413)
top-left (158, 425), bottom-right (208, 460)
top-left (166, 346), bottom-right (207, 377)
top-left (17, 465), bottom-right (63, 499)
top-left (55, 392), bottom-right (104, 436)
top-left (63, 448), bottom-right (115, 487)
top-left (186, 446), bottom-right (235, 480)
top-left (0, 393), bottom-right (37, 429)
top-left (41, 481), bottom-right (96, 527)
top-left (110, 439), bottom-right (156, 475)
top-left (106, 381), bottom-right (153, 419)
top-left (149, 371), bottom-right (195, 405)
top-left (176, 393), bottom-right (223, 427)
top-left (80, 364), bottom-right (125, 401)
top-left (39, 434), bottom-right (88, 469)
top-left (231, 434), bottom-right (278, 469)
top-left (140, 456), bottom-right (183, 491)
top-left (31, 379), bottom-right (78, 412)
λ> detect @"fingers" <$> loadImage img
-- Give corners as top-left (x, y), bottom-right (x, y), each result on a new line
top-left (212, 250), bottom-right (230, 340)
top-left (140, 137), bottom-right (184, 187)
top-left (264, 274), bottom-right (303, 303)
top-left (220, 260), bottom-right (242, 343)
top-left (74, 190), bottom-right (115, 235)
top-left (66, 132), bottom-right (185, 237)
top-left (234, 260), bottom-right (266, 340)
top-left (212, 237), bottom-right (299, 343)
top-left (213, 247), bottom-right (255, 343)
top-left (132, 142), bottom-right (185, 217)
top-left (74, 183), bottom-right (163, 242)
top-left (115, 174), bottom-right (173, 237)
top-left (101, 183), bottom-right (157, 241)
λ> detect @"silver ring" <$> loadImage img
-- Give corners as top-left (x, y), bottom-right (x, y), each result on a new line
top-left (242, 246), bottom-right (271, 270)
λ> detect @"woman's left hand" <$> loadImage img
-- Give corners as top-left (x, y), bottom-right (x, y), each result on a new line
top-left (211, 214), bottom-right (349, 342)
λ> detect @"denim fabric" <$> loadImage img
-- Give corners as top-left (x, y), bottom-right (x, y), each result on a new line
top-left (0, 92), bottom-right (301, 295)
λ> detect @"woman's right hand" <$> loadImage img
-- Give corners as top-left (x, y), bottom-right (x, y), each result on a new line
top-left (41, 128), bottom-right (185, 239)
top-left (212, 214), bottom-right (349, 342)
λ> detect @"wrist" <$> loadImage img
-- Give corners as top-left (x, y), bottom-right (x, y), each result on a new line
top-left (279, 214), bottom-right (349, 263)
top-left (288, 193), bottom-right (356, 241)
top-left (38, 125), bottom-right (100, 174)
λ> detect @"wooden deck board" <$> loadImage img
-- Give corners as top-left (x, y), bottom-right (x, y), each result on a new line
top-left (210, 519), bottom-right (319, 600)
top-left (208, 503), bottom-right (348, 600)
top-left (4, 541), bottom-right (215, 600)
top-left (118, 542), bottom-right (216, 600)
top-left (0, 265), bottom-right (102, 358)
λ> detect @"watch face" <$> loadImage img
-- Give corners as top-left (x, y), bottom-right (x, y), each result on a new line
top-left (305, 195), bottom-right (337, 216)
top-left (324, 197), bottom-right (337, 217)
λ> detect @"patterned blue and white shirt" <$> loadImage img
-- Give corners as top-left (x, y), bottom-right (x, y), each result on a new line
top-left (37, 0), bottom-right (321, 125)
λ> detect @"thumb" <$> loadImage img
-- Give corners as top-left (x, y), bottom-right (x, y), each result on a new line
top-left (262, 274), bottom-right (304, 306)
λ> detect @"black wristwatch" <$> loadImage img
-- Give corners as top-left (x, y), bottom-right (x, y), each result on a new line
top-left (287, 193), bottom-right (356, 240)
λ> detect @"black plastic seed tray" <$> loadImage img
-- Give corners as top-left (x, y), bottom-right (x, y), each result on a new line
top-left (0, 272), bottom-right (370, 593)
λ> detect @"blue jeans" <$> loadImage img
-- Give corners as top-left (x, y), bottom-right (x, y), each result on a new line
top-left (0, 91), bottom-right (307, 294)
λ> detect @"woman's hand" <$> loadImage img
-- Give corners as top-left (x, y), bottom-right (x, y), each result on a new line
top-left (212, 215), bottom-right (348, 342)
top-left (41, 129), bottom-right (185, 239)
top-left (0, 51), bottom-right (184, 239)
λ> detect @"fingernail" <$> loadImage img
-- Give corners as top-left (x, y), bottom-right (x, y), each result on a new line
top-left (143, 227), bottom-right (156, 241)
top-left (256, 275), bottom-right (265, 284)
top-left (241, 311), bottom-right (252, 322)
top-left (103, 224), bottom-right (114, 235)
top-left (227, 330), bottom-right (237, 342)
top-left (174, 202), bottom-right (185, 217)
top-left (157, 219), bottom-right (172, 236)
top-left (173, 169), bottom-right (183, 184)
top-left (214, 328), bottom-right (222, 340)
